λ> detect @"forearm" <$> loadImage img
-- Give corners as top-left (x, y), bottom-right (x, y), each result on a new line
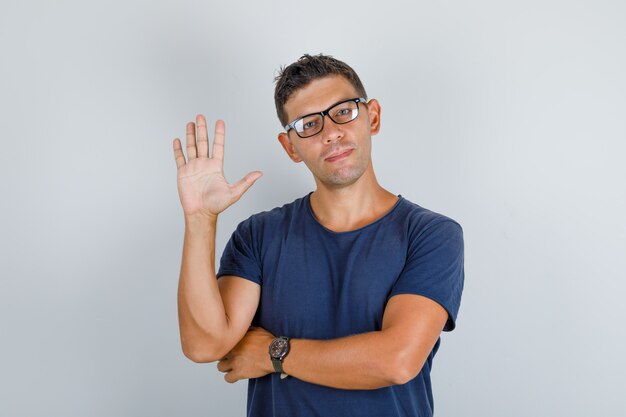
top-left (177, 214), bottom-right (229, 362)
top-left (222, 297), bottom-right (445, 388)
top-left (281, 330), bottom-right (409, 390)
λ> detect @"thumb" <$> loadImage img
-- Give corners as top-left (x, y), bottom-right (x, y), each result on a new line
top-left (231, 171), bottom-right (263, 200)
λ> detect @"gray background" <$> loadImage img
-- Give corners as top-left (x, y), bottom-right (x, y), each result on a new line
top-left (1, 0), bottom-right (625, 416)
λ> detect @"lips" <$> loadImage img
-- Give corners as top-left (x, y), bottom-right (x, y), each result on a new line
top-left (324, 149), bottom-right (354, 162)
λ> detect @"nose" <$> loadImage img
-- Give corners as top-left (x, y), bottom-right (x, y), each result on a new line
top-left (321, 116), bottom-right (344, 144)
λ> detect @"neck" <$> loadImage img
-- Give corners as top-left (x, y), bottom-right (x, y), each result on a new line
top-left (309, 165), bottom-right (398, 232)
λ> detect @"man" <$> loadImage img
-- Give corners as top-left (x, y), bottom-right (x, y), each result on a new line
top-left (172, 54), bottom-right (464, 417)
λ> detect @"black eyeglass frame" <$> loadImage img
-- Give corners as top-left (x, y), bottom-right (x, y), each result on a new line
top-left (283, 97), bottom-right (368, 139)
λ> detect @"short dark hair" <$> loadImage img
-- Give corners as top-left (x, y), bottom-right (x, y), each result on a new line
top-left (274, 54), bottom-right (368, 126)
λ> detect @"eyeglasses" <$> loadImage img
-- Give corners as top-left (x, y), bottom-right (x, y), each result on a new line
top-left (284, 97), bottom-right (367, 139)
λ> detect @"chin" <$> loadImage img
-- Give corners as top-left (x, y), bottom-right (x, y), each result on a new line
top-left (321, 167), bottom-right (367, 188)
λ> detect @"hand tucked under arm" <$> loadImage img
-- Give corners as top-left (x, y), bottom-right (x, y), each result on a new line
top-left (216, 294), bottom-right (448, 390)
top-left (216, 326), bottom-right (276, 383)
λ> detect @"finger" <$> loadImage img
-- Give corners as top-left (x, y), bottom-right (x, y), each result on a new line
top-left (212, 120), bottom-right (225, 166)
top-left (196, 114), bottom-right (209, 158)
top-left (230, 171), bottom-right (263, 201)
top-left (216, 360), bottom-right (232, 373)
top-left (224, 371), bottom-right (238, 384)
top-left (185, 122), bottom-right (197, 160)
top-left (173, 138), bottom-right (186, 169)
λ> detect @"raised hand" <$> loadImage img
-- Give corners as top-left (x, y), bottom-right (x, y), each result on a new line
top-left (173, 115), bottom-right (262, 219)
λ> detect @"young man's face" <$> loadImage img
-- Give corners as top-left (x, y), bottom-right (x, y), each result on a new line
top-left (278, 75), bottom-right (381, 189)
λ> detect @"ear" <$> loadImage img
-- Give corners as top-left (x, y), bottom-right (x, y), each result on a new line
top-left (278, 132), bottom-right (303, 163)
top-left (366, 99), bottom-right (381, 136)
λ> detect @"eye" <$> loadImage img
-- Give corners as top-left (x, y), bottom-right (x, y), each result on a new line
top-left (303, 120), bottom-right (318, 129)
top-left (334, 108), bottom-right (351, 117)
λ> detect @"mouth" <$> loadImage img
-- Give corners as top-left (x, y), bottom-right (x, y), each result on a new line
top-left (324, 149), bottom-right (354, 162)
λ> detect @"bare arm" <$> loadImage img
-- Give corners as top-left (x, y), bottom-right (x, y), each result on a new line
top-left (173, 115), bottom-right (262, 362)
top-left (218, 294), bottom-right (448, 389)
top-left (282, 294), bottom-right (448, 389)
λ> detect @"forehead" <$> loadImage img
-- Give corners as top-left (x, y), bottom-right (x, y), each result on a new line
top-left (284, 75), bottom-right (359, 121)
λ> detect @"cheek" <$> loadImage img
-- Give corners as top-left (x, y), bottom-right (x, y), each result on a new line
top-left (294, 143), bottom-right (320, 160)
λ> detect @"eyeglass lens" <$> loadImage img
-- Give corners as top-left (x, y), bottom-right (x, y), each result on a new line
top-left (295, 100), bottom-right (360, 138)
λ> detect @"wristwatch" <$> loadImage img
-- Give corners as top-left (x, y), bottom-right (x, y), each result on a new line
top-left (269, 336), bottom-right (290, 379)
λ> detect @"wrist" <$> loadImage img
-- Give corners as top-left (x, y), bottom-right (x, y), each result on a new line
top-left (184, 212), bottom-right (218, 227)
top-left (260, 332), bottom-right (278, 375)
top-left (281, 338), bottom-right (296, 375)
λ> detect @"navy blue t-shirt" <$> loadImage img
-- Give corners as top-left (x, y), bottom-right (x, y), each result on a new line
top-left (217, 193), bottom-right (464, 417)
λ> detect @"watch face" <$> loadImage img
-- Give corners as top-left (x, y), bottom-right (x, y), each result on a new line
top-left (270, 338), bottom-right (289, 359)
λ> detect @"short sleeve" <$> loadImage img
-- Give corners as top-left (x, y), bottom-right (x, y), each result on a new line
top-left (217, 218), bottom-right (263, 286)
top-left (388, 219), bottom-right (465, 332)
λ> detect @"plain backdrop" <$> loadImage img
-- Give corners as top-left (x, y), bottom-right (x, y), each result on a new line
top-left (1, 0), bottom-right (625, 416)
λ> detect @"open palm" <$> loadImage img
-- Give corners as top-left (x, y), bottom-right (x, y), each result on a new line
top-left (173, 115), bottom-right (262, 218)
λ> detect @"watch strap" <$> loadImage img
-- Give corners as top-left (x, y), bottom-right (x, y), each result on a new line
top-left (272, 357), bottom-right (284, 373)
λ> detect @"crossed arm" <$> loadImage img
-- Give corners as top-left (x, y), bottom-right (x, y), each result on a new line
top-left (179, 219), bottom-right (448, 390)
top-left (214, 276), bottom-right (448, 390)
